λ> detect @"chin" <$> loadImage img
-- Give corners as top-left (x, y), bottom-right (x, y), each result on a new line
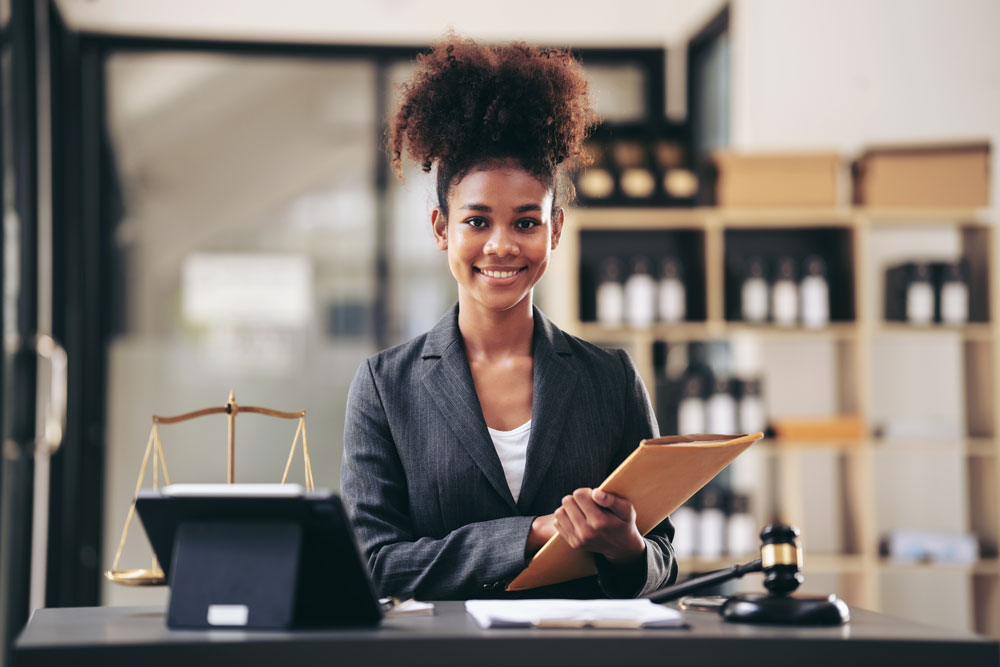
top-left (472, 292), bottom-right (531, 313)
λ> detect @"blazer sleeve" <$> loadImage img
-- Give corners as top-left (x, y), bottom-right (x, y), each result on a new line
top-left (340, 359), bottom-right (535, 601)
top-left (593, 349), bottom-right (678, 598)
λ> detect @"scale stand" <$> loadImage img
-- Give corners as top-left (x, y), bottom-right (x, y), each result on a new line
top-left (105, 391), bottom-right (314, 587)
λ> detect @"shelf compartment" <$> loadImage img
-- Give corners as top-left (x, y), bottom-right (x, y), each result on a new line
top-left (773, 445), bottom-right (866, 557)
top-left (869, 222), bottom-right (991, 326)
top-left (723, 226), bottom-right (856, 324)
top-left (578, 228), bottom-right (707, 324)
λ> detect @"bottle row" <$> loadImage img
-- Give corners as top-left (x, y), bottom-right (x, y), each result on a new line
top-left (672, 486), bottom-right (757, 561)
top-left (575, 122), bottom-right (700, 208)
top-left (736, 255), bottom-right (830, 328)
top-left (595, 256), bottom-right (687, 329)
top-left (885, 260), bottom-right (971, 326)
top-left (592, 253), bottom-right (834, 330)
top-left (653, 341), bottom-right (767, 438)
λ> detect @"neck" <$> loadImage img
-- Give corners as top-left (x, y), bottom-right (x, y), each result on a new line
top-left (457, 292), bottom-right (534, 362)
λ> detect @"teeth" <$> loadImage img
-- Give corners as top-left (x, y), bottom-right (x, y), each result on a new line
top-left (481, 269), bottom-right (520, 278)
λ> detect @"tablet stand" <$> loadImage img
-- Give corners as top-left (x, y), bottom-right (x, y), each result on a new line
top-left (167, 521), bottom-right (303, 629)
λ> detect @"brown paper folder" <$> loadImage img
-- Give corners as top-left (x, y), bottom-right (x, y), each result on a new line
top-left (506, 432), bottom-right (763, 591)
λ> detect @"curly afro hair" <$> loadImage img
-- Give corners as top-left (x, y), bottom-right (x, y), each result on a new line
top-left (388, 35), bottom-right (598, 215)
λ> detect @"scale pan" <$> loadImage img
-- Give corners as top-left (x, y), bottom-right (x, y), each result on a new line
top-left (104, 568), bottom-right (166, 586)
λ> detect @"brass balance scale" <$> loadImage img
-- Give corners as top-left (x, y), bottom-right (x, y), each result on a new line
top-left (105, 391), bottom-right (314, 586)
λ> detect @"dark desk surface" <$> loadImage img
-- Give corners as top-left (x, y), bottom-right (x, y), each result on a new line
top-left (15, 601), bottom-right (1000, 667)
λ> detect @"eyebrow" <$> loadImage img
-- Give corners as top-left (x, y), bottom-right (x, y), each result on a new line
top-left (460, 203), bottom-right (543, 213)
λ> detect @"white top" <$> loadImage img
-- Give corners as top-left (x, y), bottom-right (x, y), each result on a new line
top-left (487, 419), bottom-right (531, 503)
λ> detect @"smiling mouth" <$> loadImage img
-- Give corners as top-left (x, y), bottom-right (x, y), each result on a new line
top-left (475, 267), bottom-right (528, 279)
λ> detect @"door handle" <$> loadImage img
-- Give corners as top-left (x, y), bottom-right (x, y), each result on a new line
top-left (33, 334), bottom-right (67, 455)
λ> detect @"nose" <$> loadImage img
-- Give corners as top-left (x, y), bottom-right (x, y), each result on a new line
top-left (484, 225), bottom-right (519, 257)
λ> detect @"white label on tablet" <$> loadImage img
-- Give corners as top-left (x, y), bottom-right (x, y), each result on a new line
top-left (207, 605), bottom-right (249, 626)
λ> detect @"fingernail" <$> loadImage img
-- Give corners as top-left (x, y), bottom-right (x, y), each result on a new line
top-left (593, 489), bottom-right (607, 502)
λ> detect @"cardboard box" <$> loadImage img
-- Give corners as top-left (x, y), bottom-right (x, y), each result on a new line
top-left (713, 152), bottom-right (842, 207)
top-left (854, 142), bottom-right (990, 207)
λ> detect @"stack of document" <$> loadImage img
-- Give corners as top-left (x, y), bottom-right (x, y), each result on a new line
top-left (507, 433), bottom-right (762, 591)
top-left (465, 599), bottom-right (683, 629)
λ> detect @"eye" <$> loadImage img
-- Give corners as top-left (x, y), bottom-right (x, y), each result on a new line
top-left (515, 218), bottom-right (541, 230)
top-left (464, 216), bottom-right (489, 229)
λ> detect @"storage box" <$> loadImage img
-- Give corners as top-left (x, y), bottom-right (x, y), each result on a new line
top-left (853, 142), bottom-right (990, 207)
top-left (713, 152), bottom-right (842, 207)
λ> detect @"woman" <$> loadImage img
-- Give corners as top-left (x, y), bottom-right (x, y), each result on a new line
top-left (341, 36), bottom-right (676, 601)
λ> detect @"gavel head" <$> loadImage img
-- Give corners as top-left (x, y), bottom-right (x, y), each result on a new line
top-left (759, 524), bottom-right (804, 596)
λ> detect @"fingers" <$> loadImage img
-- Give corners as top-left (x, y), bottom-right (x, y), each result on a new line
top-left (573, 487), bottom-right (613, 528)
top-left (590, 488), bottom-right (634, 522)
top-left (563, 491), bottom-right (591, 526)
top-left (553, 510), bottom-right (578, 548)
top-left (553, 487), bottom-right (645, 562)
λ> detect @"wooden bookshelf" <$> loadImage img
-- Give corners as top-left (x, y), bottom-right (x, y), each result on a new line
top-left (541, 205), bottom-right (999, 637)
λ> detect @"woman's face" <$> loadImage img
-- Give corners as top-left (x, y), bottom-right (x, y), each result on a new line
top-left (432, 165), bottom-right (563, 315)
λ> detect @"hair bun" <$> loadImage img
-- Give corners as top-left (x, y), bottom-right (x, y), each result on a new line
top-left (389, 35), bottom-right (598, 182)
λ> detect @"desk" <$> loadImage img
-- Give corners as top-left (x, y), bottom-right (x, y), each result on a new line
top-left (14, 601), bottom-right (1000, 667)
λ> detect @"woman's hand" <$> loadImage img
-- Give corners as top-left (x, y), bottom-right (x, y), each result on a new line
top-left (554, 488), bottom-right (646, 564)
top-left (525, 513), bottom-right (558, 556)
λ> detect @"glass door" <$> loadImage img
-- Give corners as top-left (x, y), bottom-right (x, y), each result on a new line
top-left (99, 49), bottom-right (385, 607)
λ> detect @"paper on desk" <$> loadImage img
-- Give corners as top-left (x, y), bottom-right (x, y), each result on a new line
top-left (465, 599), bottom-right (682, 629)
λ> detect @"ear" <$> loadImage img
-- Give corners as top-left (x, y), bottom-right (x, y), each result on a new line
top-left (431, 208), bottom-right (448, 250)
top-left (550, 207), bottom-right (565, 251)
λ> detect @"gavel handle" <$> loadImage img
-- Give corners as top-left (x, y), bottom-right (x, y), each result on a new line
top-left (646, 558), bottom-right (763, 603)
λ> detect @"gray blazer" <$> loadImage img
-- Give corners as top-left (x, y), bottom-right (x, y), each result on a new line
top-left (341, 304), bottom-right (676, 601)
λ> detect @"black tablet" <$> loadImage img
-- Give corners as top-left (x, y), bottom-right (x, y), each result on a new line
top-left (135, 485), bottom-right (383, 629)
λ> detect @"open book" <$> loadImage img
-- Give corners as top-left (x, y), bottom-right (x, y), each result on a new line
top-left (506, 432), bottom-right (763, 591)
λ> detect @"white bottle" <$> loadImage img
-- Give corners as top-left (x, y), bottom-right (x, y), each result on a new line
top-left (939, 262), bottom-right (969, 325)
top-left (706, 378), bottom-right (737, 435)
top-left (726, 493), bottom-right (757, 557)
top-left (677, 375), bottom-right (707, 435)
top-left (670, 504), bottom-right (698, 560)
top-left (771, 257), bottom-right (799, 327)
top-left (596, 257), bottom-right (624, 328)
top-left (624, 257), bottom-right (656, 329)
top-left (741, 257), bottom-right (769, 324)
top-left (738, 378), bottom-right (767, 435)
top-left (800, 256), bottom-right (830, 329)
top-left (657, 257), bottom-right (686, 324)
top-left (906, 263), bottom-right (934, 326)
top-left (697, 488), bottom-right (726, 560)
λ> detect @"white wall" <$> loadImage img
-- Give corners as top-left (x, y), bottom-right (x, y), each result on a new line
top-left (731, 0), bottom-right (1000, 215)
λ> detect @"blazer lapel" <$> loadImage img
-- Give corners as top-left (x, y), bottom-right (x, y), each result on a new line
top-left (421, 305), bottom-right (517, 511)
top-left (517, 308), bottom-right (578, 511)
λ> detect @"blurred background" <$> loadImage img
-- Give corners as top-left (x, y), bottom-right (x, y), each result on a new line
top-left (1, 0), bottom-right (998, 662)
